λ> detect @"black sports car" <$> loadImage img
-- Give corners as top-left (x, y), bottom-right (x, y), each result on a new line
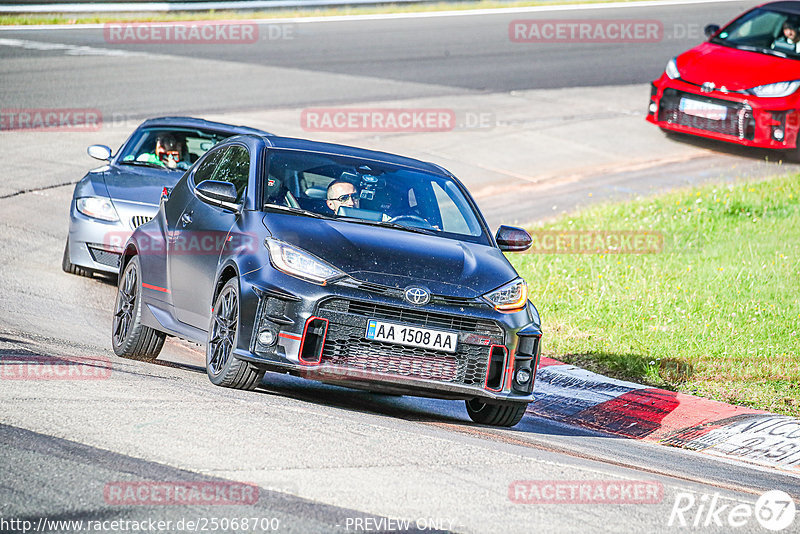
top-left (112, 134), bottom-right (542, 427)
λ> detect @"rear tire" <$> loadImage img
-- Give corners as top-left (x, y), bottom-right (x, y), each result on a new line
top-left (112, 255), bottom-right (166, 361)
top-left (62, 238), bottom-right (93, 277)
top-left (465, 399), bottom-right (527, 427)
top-left (206, 278), bottom-right (264, 390)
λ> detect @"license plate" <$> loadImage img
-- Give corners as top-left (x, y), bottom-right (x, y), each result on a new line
top-left (679, 98), bottom-right (728, 120)
top-left (365, 320), bottom-right (457, 353)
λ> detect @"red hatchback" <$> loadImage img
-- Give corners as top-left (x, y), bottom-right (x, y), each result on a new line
top-left (648, 1), bottom-right (800, 160)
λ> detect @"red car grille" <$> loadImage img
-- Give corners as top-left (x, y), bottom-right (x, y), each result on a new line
top-left (658, 88), bottom-right (755, 140)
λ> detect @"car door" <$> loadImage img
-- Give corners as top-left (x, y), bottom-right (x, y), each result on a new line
top-left (169, 144), bottom-right (250, 329)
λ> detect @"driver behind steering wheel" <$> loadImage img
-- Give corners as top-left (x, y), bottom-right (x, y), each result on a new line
top-left (326, 180), bottom-right (360, 214)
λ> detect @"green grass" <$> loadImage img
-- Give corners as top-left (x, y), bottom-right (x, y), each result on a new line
top-left (511, 173), bottom-right (800, 416)
top-left (0, 0), bottom-right (675, 26)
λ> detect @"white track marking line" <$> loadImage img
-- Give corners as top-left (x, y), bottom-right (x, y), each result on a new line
top-left (0, 36), bottom-right (153, 56)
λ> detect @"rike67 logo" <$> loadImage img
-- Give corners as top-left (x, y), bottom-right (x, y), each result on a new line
top-left (669, 490), bottom-right (796, 531)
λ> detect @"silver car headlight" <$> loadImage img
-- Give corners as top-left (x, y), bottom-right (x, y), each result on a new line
top-left (665, 58), bottom-right (680, 80)
top-left (76, 196), bottom-right (119, 222)
top-left (750, 80), bottom-right (800, 98)
top-left (265, 238), bottom-right (344, 285)
top-left (484, 278), bottom-right (528, 312)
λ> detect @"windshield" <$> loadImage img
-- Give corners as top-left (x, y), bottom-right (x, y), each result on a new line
top-left (263, 150), bottom-right (487, 241)
top-left (711, 8), bottom-right (800, 58)
top-left (117, 127), bottom-right (233, 171)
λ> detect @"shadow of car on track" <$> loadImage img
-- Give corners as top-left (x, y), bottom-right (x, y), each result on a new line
top-left (112, 350), bottom-right (686, 436)
top-left (116, 344), bottom-right (690, 437)
top-left (661, 129), bottom-right (800, 165)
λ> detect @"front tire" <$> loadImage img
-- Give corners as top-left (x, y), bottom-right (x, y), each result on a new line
top-left (62, 238), bottom-right (93, 277)
top-left (206, 278), bottom-right (264, 390)
top-left (465, 399), bottom-right (527, 427)
top-left (112, 255), bottom-right (165, 361)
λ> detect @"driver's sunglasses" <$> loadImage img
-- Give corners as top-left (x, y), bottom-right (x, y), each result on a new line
top-left (329, 192), bottom-right (359, 203)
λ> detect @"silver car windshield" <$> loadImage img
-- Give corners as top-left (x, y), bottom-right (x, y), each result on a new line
top-left (117, 127), bottom-right (232, 171)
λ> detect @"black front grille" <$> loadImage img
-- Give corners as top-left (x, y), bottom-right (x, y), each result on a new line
top-left (87, 246), bottom-right (121, 268)
top-left (315, 298), bottom-right (504, 387)
top-left (320, 298), bottom-right (503, 337)
top-left (658, 89), bottom-right (755, 140)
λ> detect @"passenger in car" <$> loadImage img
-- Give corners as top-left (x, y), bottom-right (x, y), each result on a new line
top-left (772, 21), bottom-right (799, 52)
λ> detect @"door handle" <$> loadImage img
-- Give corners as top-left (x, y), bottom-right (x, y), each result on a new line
top-left (180, 212), bottom-right (193, 227)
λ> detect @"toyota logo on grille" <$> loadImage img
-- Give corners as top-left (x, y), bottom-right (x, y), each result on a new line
top-left (404, 286), bottom-right (430, 306)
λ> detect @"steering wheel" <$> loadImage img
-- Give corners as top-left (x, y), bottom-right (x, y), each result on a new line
top-left (389, 214), bottom-right (428, 224)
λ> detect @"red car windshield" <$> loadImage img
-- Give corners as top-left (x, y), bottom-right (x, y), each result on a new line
top-left (712, 7), bottom-right (800, 59)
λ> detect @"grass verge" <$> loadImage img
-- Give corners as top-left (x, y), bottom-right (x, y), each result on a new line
top-left (511, 173), bottom-right (800, 417)
top-left (1, 0), bottom-right (673, 26)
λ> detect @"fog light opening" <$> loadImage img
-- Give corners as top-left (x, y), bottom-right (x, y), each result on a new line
top-left (773, 128), bottom-right (785, 141)
top-left (648, 102), bottom-right (657, 114)
top-left (257, 330), bottom-right (276, 346)
top-left (515, 368), bottom-right (532, 385)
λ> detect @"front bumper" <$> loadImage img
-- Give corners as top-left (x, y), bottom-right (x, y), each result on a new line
top-left (67, 200), bottom-right (158, 274)
top-left (647, 77), bottom-right (800, 150)
top-left (234, 270), bottom-right (542, 403)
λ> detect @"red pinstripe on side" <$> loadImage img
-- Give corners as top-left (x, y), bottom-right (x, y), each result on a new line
top-left (141, 282), bottom-right (170, 293)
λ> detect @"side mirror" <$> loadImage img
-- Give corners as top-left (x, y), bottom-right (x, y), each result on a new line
top-left (195, 180), bottom-right (240, 211)
top-left (87, 144), bottom-right (112, 161)
top-left (495, 225), bottom-right (532, 252)
top-left (704, 24), bottom-right (720, 38)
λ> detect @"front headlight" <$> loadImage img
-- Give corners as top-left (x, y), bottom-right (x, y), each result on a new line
top-left (76, 196), bottom-right (119, 222)
top-left (265, 238), bottom-right (344, 285)
top-left (665, 58), bottom-right (680, 80)
top-left (750, 80), bottom-right (800, 98)
top-left (484, 278), bottom-right (528, 312)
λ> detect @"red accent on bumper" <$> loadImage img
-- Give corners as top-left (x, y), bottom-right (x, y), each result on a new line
top-left (485, 344), bottom-right (508, 392)
top-left (142, 282), bottom-right (170, 293)
top-left (298, 316), bottom-right (329, 365)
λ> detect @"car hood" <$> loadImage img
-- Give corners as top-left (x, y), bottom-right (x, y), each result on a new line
top-left (102, 164), bottom-right (185, 206)
top-left (675, 43), bottom-right (800, 90)
top-left (263, 213), bottom-right (517, 298)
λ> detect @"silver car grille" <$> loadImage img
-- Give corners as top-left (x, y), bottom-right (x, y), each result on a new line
top-left (131, 215), bottom-right (153, 229)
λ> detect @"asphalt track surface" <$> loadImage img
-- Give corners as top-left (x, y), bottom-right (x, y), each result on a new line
top-left (0, 0), bottom-right (760, 114)
top-left (2, 1), bottom-right (800, 533)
